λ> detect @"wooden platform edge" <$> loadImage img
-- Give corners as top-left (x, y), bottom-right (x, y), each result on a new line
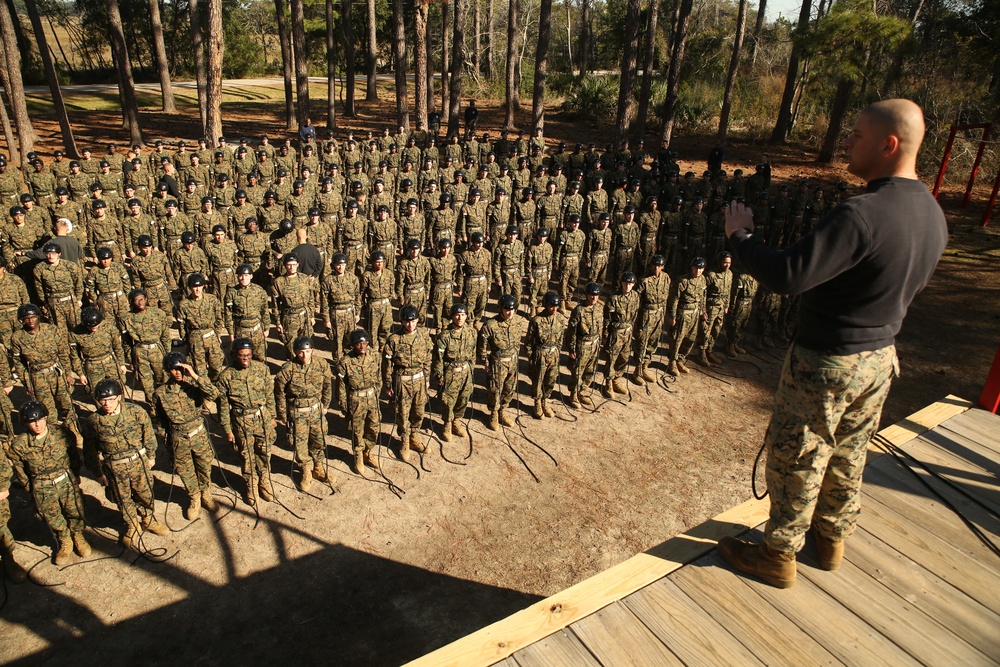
top-left (404, 395), bottom-right (973, 667)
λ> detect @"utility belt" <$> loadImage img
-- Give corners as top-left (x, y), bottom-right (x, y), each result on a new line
top-left (467, 275), bottom-right (488, 282)
top-left (405, 285), bottom-right (425, 294)
top-left (491, 352), bottom-right (516, 363)
top-left (294, 401), bottom-right (322, 413)
top-left (433, 281), bottom-right (453, 290)
top-left (332, 304), bottom-right (355, 314)
top-left (644, 303), bottom-right (665, 312)
top-left (175, 420), bottom-right (206, 439)
top-left (51, 294), bottom-right (74, 303)
top-left (85, 352), bottom-right (115, 364)
top-left (32, 470), bottom-right (71, 487)
top-left (232, 405), bottom-right (265, 418)
top-left (538, 345), bottom-right (560, 354)
top-left (350, 387), bottom-right (376, 398)
top-left (109, 446), bottom-right (147, 464)
top-left (368, 298), bottom-right (391, 308)
top-left (136, 341), bottom-right (163, 349)
top-left (283, 308), bottom-right (308, 318)
top-left (706, 299), bottom-right (726, 307)
top-left (395, 370), bottom-right (424, 382)
top-left (234, 320), bottom-right (263, 332)
top-left (95, 239), bottom-right (118, 246)
top-left (578, 336), bottom-right (600, 348)
top-left (591, 251), bottom-right (608, 258)
top-left (444, 361), bottom-right (471, 374)
top-left (30, 361), bottom-right (61, 375)
top-left (610, 321), bottom-right (633, 330)
top-left (189, 329), bottom-right (217, 340)
top-left (100, 290), bottom-right (126, 299)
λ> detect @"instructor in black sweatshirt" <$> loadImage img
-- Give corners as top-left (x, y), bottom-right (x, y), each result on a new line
top-left (717, 99), bottom-right (947, 589)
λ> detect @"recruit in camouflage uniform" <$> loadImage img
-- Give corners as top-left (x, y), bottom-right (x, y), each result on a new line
top-left (33, 243), bottom-right (83, 334)
top-left (336, 329), bottom-right (383, 473)
top-left (396, 240), bottom-right (432, 324)
top-left (697, 252), bottom-right (733, 366)
top-left (69, 307), bottom-right (127, 395)
top-left (557, 217), bottom-right (586, 309)
top-left (225, 265), bottom-right (271, 362)
top-left (667, 258), bottom-right (708, 376)
top-left (274, 336), bottom-right (334, 491)
top-left (527, 292), bottom-right (568, 418)
top-left (0, 439), bottom-right (29, 581)
top-left (83, 380), bottom-right (167, 550)
top-left (216, 340), bottom-right (277, 505)
top-left (320, 254), bottom-right (362, 361)
top-left (383, 305), bottom-right (433, 461)
top-left (272, 256), bottom-right (317, 356)
top-left (0, 257), bottom-right (29, 353)
top-left (566, 282), bottom-right (604, 407)
top-left (123, 290), bottom-right (174, 405)
top-left (361, 252), bottom-right (396, 349)
top-left (7, 402), bottom-right (90, 565)
top-left (633, 256), bottom-right (671, 383)
top-left (603, 273), bottom-right (640, 396)
top-left (494, 226), bottom-right (525, 312)
top-left (526, 228), bottom-right (553, 311)
top-left (478, 295), bottom-right (527, 430)
top-left (178, 273), bottom-right (226, 381)
top-left (459, 233), bottom-right (492, 323)
top-left (726, 268), bottom-right (758, 357)
top-left (433, 302), bottom-right (477, 442)
top-left (428, 239), bottom-right (458, 330)
top-left (85, 248), bottom-right (132, 331)
top-left (153, 353), bottom-right (220, 520)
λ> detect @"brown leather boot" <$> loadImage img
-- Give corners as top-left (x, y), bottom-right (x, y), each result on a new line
top-left (632, 370), bottom-right (645, 385)
top-left (533, 398), bottom-right (544, 419)
top-left (735, 343), bottom-right (747, 354)
top-left (568, 392), bottom-right (580, 408)
top-left (542, 399), bottom-right (554, 418)
top-left (185, 500), bottom-right (201, 520)
top-left (451, 420), bottom-right (467, 437)
top-left (122, 527), bottom-right (140, 552)
top-left (812, 528), bottom-right (845, 571)
top-left (613, 377), bottom-right (628, 394)
top-left (707, 349), bottom-right (722, 364)
top-left (602, 381), bottom-right (614, 398)
top-left (441, 422), bottom-right (453, 441)
top-left (258, 480), bottom-right (275, 502)
top-left (487, 412), bottom-right (499, 431)
top-left (695, 349), bottom-right (713, 367)
top-left (726, 343), bottom-right (738, 358)
top-left (579, 393), bottom-right (594, 407)
top-left (353, 450), bottom-right (365, 474)
top-left (677, 359), bottom-right (690, 373)
top-left (201, 489), bottom-right (219, 512)
top-left (364, 450), bottom-right (381, 470)
top-left (641, 365), bottom-right (656, 382)
top-left (299, 465), bottom-right (313, 492)
top-left (717, 536), bottom-right (797, 589)
top-left (667, 360), bottom-right (680, 376)
top-left (72, 531), bottom-right (92, 557)
top-left (499, 410), bottom-right (515, 427)
top-left (53, 536), bottom-right (74, 566)
top-left (0, 544), bottom-right (28, 583)
top-left (410, 431), bottom-right (426, 453)
top-left (399, 433), bottom-right (411, 462)
top-left (142, 516), bottom-right (169, 536)
top-left (312, 460), bottom-right (328, 482)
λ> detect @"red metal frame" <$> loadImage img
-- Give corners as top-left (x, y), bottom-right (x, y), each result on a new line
top-left (933, 123), bottom-right (996, 227)
top-left (979, 346), bottom-right (1000, 414)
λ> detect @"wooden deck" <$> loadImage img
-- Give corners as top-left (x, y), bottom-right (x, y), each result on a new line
top-left (408, 397), bottom-right (1000, 666)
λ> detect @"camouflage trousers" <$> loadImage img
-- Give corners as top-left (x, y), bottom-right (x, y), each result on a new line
top-left (170, 420), bottom-right (214, 501)
top-left (83, 358), bottom-right (123, 396)
top-left (669, 309), bottom-right (700, 362)
top-left (233, 322), bottom-right (267, 362)
top-left (0, 310), bottom-right (18, 352)
top-left (231, 410), bottom-right (274, 489)
top-left (570, 337), bottom-right (601, 395)
top-left (754, 291), bottom-right (782, 342)
top-left (143, 281), bottom-right (174, 317)
top-left (464, 278), bottom-right (489, 322)
top-left (498, 268), bottom-right (523, 310)
top-left (47, 296), bottom-right (80, 334)
top-left (430, 284), bottom-right (454, 330)
top-left (394, 374), bottom-right (427, 437)
top-left (187, 330), bottom-right (225, 381)
top-left (559, 258), bottom-right (581, 305)
top-left (366, 300), bottom-right (393, 349)
top-left (346, 390), bottom-right (380, 454)
top-left (487, 353), bottom-right (519, 413)
top-left (280, 309), bottom-right (314, 356)
top-left (328, 305), bottom-right (357, 361)
top-left (28, 368), bottom-right (78, 426)
top-left (0, 496), bottom-right (12, 547)
top-left (132, 343), bottom-right (168, 404)
top-left (726, 298), bottom-right (754, 348)
top-left (30, 471), bottom-right (85, 538)
top-left (588, 252), bottom-right (609, 287)
top-left (528, 269), bottom-right (551, 308)
top-left (106, 457), bottom-right (155, 531)
top-left (634, 305), bottom-right (666, 367)
top-left (403, 286), bottom-right (428, 324)
top-left (612, 249), bottom-right (635, 283)
top-left (661, 236), bottom-right (680, 274)
top-left (531, 347), bottom-right (561, 400)
top-left (211, 268), bottom-right (235, 299)
top-left (699, 303), bottom-right (727, 352)
top-left (289, 403), bottom-right (325, 469)
top-left (440, 362), bottom-right (474, 423)
top-left (98, 292), bottom-right (130, 332)
top-left (764, 344), bottom-right (897, 554)
top-left (605, 323), bottom-right (634, 381)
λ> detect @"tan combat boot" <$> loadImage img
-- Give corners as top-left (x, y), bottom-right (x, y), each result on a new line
top-left (707, 348), bottom-right (723, 364)
top-left (201, 489), bottom-right (219, 512)
top-left (142, 516), bottom-right (169, 536)
top-left (726, 343), bottom-right (738, 358)
top-left (533, 398), bottom-right (544, 419)
top-left (811, 528), bottom-right (845, 571)
top-left (695, 349), bottom-right (713, 367)
top-left (488, 412), bottom-right (499, 431)
top-left (542, 399), bottom-right (554, 418)
top-left (717, 536), bottom-right (797, 589)
top-left (353, 450), bottom-right (365, 474)
top-left (72, 531), bottom-right (92, 557)
top-left (258, 480), bottom-right (275, 502)
top-left (185, 500), bottom-right (201, 520)
top-left (568, 391), bottom-right (580, 408)
top-left (0, 544), bottom-right (28, 583)
top-left (53, 535), bottom-right (74, 566)
top-left (312, 460), bottom-right (328, 482)
top-left (299, 465), bottom-right (313, 492)
top-left (579, 393), bottom-right (594, 407)
top-left (667, 360), bottom-right (680, 376)
top-left (364, 449), bottom-right (381, 470)
top-left (613, 377), bottom-right (628, 394)
top-left (441, 422), bottom-right (453, 442)
top-left (451, 420), bottom-right (467, 438)
top-left (677, 359), bottom-right (690, 373)
top-left (641, 364), bottom-right (656, 382)
top-left (399, 433), bottom-right (411, 462)
top-left (410, 431), bottom-right (426, 453)
top-left (122, 527), bottom-right (140, 552)
top-left (602, 380), bottom-right (614, 398)
top-left (735, 342), bottom-right (747, 354)
top-left (632, 370), bottom-right (645, 385)
top-left (499, 410), bottom-right (515, 427)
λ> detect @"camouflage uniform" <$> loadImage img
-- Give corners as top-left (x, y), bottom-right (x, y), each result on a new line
top-left (85, 262), bottom-right (132, 331)
top-left (216, 360), bottom-right (277, 498)
top-left (11, 324), bottom-right (78, 429)
top-left (433, 322), bottom-right (478, 426)
top-left (274, 355), bottom-right (333, 476)
top-left (271, 272), bottom-right (317, 356)
top-left (153, 374), bottom-right (219, 507)
top-left (320, 272), bottom-right (361, 362)
top-left (526, 239), bottom-right (553, 309)
top-left (123, 306), bottom-right (173, 404)
top-left (82, 401), bottom-right (159, 534)
top-left (611, 219), bottom-right (640, 280)
top-left (557, 227), bottom-right (586, 306)
top-left (0, 270), bottom-right (29, 351)
top-left (668, 274), bottom-right (707, 366)
top-left (567, 297), bottom-right (604, 400)
top-left (173, 244), bottom-right (210, 289)
top-left (527, 309), bottom-right (568, 412)
top-left (69, 321), bottom-right (126, 393)
top-left (396, 254), bottom-right (432, 323)
top-left (361, 268), bottom-right (396, 349)
top-left (478, 312), bottom-right (527, 423)
top-left (205, 238), bottom-right (239, 296)
top-left (178, 293), bottom-right (226, 381)
top-left (584, 225), bottom-right (612, 287)
top-left (34, 259), bottom-right (83, 333)
top-left (429, 253), bottom-right (458, 330)
top-left (383, 324), bottom-right (433, 448)
top-left (459, 245), bottom-right (492, 322)
top-left (494, 239), bottom-right (525, 310)
top-left (753, 287), bottom-right (783, 348)
top-left (224, 283), bottom-right (271, 362)
top-left (634, 272), bottom-right (671, 376)
top-left (604, 290), bottom-right (639, 386)
top-left (726, 270), bottom-right (758, 354)
top-left (336, 348), bottom-right (383, 459)
top-left (699, 266), bottom-right (733, 359)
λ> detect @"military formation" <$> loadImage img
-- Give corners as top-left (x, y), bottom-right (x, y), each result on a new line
top-left (0, 123), bottom-right (849, 579)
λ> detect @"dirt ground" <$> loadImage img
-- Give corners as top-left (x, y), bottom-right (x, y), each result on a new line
top-left (1, 98), bottom-right (998, 666)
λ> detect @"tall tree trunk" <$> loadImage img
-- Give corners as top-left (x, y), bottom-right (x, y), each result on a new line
top-left (3, 0), bottom-right (33, 76)
top-left (290, 0), bottom-right (311, 127)
top-left (747, 0), bottom-right (766, 68)
top-left (447, 0), bottom-right (466, 137)
top-left (205, 0), bottom-right (224, 143)
top-left (818, 78), bottom-right (853, 162)
top-left (633, 0), bottom-right (659, 140)
top-left (718, 0), bottom-right (747, 139)
top-left (613, 0), bottom-right (642, 142)
top-left (189, 0), bottom-right (208, 132)
top-left (441, 0), bottom-right (451, 111)
top-left (473, 0), bottom-right (481, 75)
top-left (0, 93), bottom-right (16, 161)
top-left (883, 0), bottom-right (925, 95)
top-left (503, 0), bottom-right (520, 128)
top-left (530, 0), bottom-right (553, 133)
top-left (769, 0), bottom-right (811, 144)
top-left (146, 0), bottom-right (176, 112)
top-left (393, 0), bottom-right (409, 128)
top-left (659, 0), bottom-right (693, 146)
top-left (366, 0), bottom-right (379, 100)
top-left (327, 0), bottom-right (337, 128)
top-left (426, 7), bottom-right (435, 111)
top-left (565, 0), bottom-right (573, 72)
top-left (46, 16), bottom-right (75, 75)
top-left (106, 0), bottom-right (143, 145)
top-left (275, 0), bottom-right (297, 130)
top-left (23, 0), bottom-right (79, 156)
top-left (415, 0), bottom-right (429, 128)
top-left (484, 0), bottom-right (494, 79)
top-left (578, 0), bottom-right (590, 76)
top-left (0, 2), bottom-right (32, 162)
top-left (343, 0), bottom-right (356, 116)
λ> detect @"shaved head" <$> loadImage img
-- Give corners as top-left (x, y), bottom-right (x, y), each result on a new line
top-left (845, 98), bottom-right (924, 181)
top-left (861, 99), bottom-right (925, 159)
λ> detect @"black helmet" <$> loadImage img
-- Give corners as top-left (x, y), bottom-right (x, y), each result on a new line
top-left (651, 254), bottom-right (666, 266)
top-left (505, 225), bottom-right (518, 236)
top-left (96, 247), bottom-right (114, 260)
top-left (293, 336), bottom-right (313, 351)
top-left (693, 196), bottom-right (704, 205)
top-left (469, 187), bottom-right (481, 197)
top-left (499, 294), bottom-right (517, 310)
top-left (400, 304), bottom-right (419, 321)
top-left (187, 272), bottom-right (207, 288)
top-left (211, 224), bottom-right (226, 235)
top-left (283, 252), bottom-right (299, 264)
top-left (55, 186), bottom-right (69, 196)
top-left (332, 252), bottom-right (348, 265)
top-left (137, 234), bottom-right (154, 247)
top-left (349, 329), bottom-right (370, 346)
top-left (718, 250), bottom-right (732, 261)
top-left (9, 205), bottom-right (24, 216)
top-left (346, 199), bottom-right (359, 209)
top-left (620, 272), bottom-right (637, 284)
top-left (438, 238), bottom-right (453, 249)
top-left (92, 199), bottom-right (108, 210)
top-left (377, 204), bottom-right (390, 213)
top-left (163, 351), bottom-right (186, 370)
top-left (94, 379), bottom-right (124, 400)
top-left (81, 307), bottom-right (103, 327)
top-left (567, 214), bottom-right (581, 225)
top-left (128, 288), bottom-right (147, 302)
top-left (406, 197), bottom-right (419, 207)
top-left (232, 337), bottom-right (253, 352)
top-left (543, 291), bottom-right (561, 307)
top-left (279, 219), bottom-right (294, 232)
top-left (470, 232), bottom-right (485, 244)
top-left (127, 198), bottom-right (142, 208)
top-left (691, 256), bottom-right (707, 268)
top-left (43, 242), bottom-right (61, 254)
top-left (264, 190), bottom-right (276, 200)
top-left (537, 227), bottom-right (549, 237)
top-left (18, 304), bottom-right (41, 319)
top-left (236, 263), bottom-right (254, 275)
top-left (293, 179), bottom-right (304, 188)
top-left (19, 400), bottom-right (48, 424)
top-left (597, 212), bottom-right (611, 223)
top-left (450, 302), bottom-right (467, 316)
top-left (201, 196), bottom-right (213, 205)
top-left (585, 282), bottom-right (602, 296)
top-left (181, 231), bottom-right (196, 244)
top-left (624, 204), bottom-right (637, 214)
top-left (371, 251), bottom-right (387, 262)
top-left (440, 193), bottom-right (452, 203)
top-left (406, 238), bottom-right (422, 250)
top-left (672, 195), bottom-right (683, 206)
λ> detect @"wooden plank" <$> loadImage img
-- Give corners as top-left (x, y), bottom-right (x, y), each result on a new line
top-left (510, 630), bottom-right (601, 667)
top-left (846, 527), bottom-right (1000, 657)
top-left (942, 409), bottom-right (1000, 453)
top-left (863, 459), bottom-right (1000, 571)
top-left (738, 532), bottom-right (921, 667)
top-left (623, 578), bottom-right (766, 666)
top-left (797, 549), bottom-right (993, 665)
top-left (895, 436), bottom-right (1000, 513)
top-left (928, 424), bottom-right (1000, 472)
top-left (492, 658), bottom-right (519, 667)
top-left (857, 493), bottom-right (1000, 613)
top-left (670, 553), bottom-right (842, 666)
top-left (406, 396), bottom-right (970, 667)
top-left (570, 603), bottom-right (683, 667)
